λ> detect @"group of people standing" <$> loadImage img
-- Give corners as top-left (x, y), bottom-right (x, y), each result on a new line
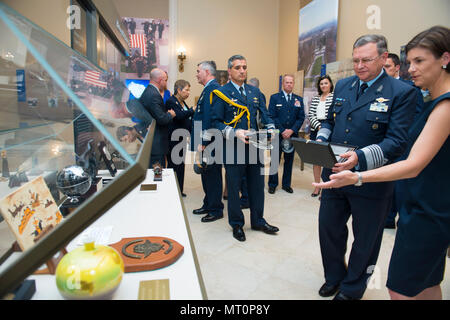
top-left (122, 25), bottom-right (449, 300)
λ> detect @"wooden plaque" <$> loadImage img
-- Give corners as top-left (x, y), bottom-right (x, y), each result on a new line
top-left (109, 237), bottom-right (184, 273)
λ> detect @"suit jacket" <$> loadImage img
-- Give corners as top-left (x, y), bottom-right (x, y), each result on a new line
top-left (165, 95), bottom-right (194, 140)
top-left (139, 84), bottom-right (173, 156)
top-left (318, 71), bottom-right (417, 198)
top-left (211, 82), bottom-right (274, 163)
top-left (268, 92), bottom-right (305, 137)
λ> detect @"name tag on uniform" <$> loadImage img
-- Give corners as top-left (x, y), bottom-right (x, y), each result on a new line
top-left (369, 97), bottom-right (390, 112)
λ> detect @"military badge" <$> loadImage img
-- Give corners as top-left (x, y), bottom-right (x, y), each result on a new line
top-left (369, 98), bottom-right (389, 112)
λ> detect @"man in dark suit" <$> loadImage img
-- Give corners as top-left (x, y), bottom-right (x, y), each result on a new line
top-left (211, 54), bottom-right (279, 242)
top-left (383, 53), bottom-right (425, 229)
top-left (139, 68), bottom-right (175, 167)
top-left (315, 35), bottom-right (417, 300)
top-left (191, 60), bottom-right (224, 223)
top-left (268, 74), bottom-right (305, 194)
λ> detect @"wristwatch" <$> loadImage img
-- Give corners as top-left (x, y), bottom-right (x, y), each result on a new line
top-left (354, 172), bottom-right (363, 186)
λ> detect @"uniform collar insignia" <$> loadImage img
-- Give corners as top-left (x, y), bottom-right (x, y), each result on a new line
top-left (351, 80), bottom-right (358, 88)
top-left (376, 85), bottom-right (383, 92)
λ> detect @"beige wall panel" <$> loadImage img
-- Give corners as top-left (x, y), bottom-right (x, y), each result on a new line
top-left (176, 0), bottom-right (280, 106)
top-left (2, 0), bottom-right (71, 46)
top-left (336, 0), bottom-right (450, 59)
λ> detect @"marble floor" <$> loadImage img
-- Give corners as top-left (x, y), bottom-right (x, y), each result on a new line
top-left (181, 156), bottom-right (450, 300)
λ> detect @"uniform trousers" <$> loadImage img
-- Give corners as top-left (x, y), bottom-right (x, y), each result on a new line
top-left (224, 163), bottom-right (266, 228)
top-left (200, 163), bottom-right (223, 217)
top-left (319, 187), bottom-right (392, 298)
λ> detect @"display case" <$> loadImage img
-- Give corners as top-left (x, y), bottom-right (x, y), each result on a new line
top-left (0, 3), bottom-right (154, 297)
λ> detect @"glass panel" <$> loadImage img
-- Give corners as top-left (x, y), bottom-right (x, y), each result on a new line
top-left (71, 0), bottom-right (87, 57)
top-left (0, 3), bottom-right (145, 265)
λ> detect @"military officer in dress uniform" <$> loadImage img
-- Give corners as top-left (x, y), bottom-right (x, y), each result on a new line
top-left (268, 74), bottom-right (305, 194)
top-left (191, 60), bottom-right (224, 223)
top-left (315, 34), bottom-right (418, 300)
top-left (211, 54), bottom-right (279, 242)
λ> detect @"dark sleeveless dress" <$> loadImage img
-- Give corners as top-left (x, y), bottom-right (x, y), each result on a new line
top-left (386, 92), bottom-right (450, 297)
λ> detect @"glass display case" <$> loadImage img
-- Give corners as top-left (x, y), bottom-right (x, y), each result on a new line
top-left (0, 3), bottom-right (154, 297)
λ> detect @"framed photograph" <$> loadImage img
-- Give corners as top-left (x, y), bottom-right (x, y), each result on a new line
top-left (0, 176), bottom-right (63, 251)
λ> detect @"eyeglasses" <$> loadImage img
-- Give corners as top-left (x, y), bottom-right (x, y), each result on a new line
top-left (352, 56), bottom-right (381, 65)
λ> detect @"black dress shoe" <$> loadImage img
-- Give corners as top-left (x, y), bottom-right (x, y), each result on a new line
top-left (181, 193), bottom-right (187, 197)
top-left (251, 223), bottom-right (279, 234)
top-left (268, 187), bottom-right (276, 194)
top-left (333, 291), bottom-right (359, 300)
top-left (193, 207), bottom-right (208, 215)
top-left (232, 226), bottom-right (246, 242)
top-left (384, 222), bottom-right (396, 229)
top-left (318, 283), bottom-right (339, 297)
top-left (201, 214), bottom-right (223, 223)
top-left (311, 189), bottom-right (321, 197)
top-left (282, 186), bottom-right (293, 193)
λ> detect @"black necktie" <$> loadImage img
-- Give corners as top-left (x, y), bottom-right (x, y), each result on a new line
top-left (288, 94), bottom-right (292, 103)
top-left (239, 86), bottom-right (247, 103)
top-left (357, 82), bottom-right (368, 101)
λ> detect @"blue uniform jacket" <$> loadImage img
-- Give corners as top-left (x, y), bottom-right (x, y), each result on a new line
top-left (211, 82), bottom-right (274, 163)
top-left (268, 92), bottom-right (305, 137)
top-left (191, 79), bottom-right (221, 151)
top-left (318, 72), bottom-right (417, 198)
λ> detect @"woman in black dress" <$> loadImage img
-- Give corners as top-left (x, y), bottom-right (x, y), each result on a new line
top-left (166, 80), bottom-right (194, 197)
top-left (313, 26), bottom-right (449, 300)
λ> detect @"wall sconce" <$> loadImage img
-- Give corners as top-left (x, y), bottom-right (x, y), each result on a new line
top-left (177, 46), bottom-right (186, 72)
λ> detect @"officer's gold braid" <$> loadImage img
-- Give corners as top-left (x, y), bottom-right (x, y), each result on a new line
top-left (210, 89), bottom-right (250, 129)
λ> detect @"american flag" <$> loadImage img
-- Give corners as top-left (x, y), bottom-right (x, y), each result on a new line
top-left (130, 34), bottom-right (147, 57)
top-left (84, 70), bottom-right (107, 88)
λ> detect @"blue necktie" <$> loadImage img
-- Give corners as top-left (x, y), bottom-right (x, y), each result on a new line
top-left (239, 86), bottom-right (247, 103)
top-left (357, 82), bottom-right (368, 101)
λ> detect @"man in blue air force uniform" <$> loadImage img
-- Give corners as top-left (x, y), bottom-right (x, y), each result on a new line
top-left (191, 60), bottom-right (224, 223)
top-left (211, 54), bottom-right (279, 242)
top-left (315, 35), bottom-right (417, 300)
top-left (268, 74), bottom-right (305, 194)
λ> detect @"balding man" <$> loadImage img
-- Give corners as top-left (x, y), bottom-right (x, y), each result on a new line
top-left (139, 68), bottom-right (175, 167)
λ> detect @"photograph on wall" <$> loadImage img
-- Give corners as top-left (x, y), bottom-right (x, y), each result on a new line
top-left (297, 0), bottom-right (339, 113)
top-left (325, 58), bottom-right (354, 87)
top-left (121, 17), bottom-right (169, 80)
top-left (0, 176), bottom-right (63, 250)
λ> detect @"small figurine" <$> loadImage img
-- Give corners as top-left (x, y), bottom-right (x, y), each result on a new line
top-left (152, 162), bottom-right (162, 181)
top-left (77, 139), bottom-right (98, 179)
